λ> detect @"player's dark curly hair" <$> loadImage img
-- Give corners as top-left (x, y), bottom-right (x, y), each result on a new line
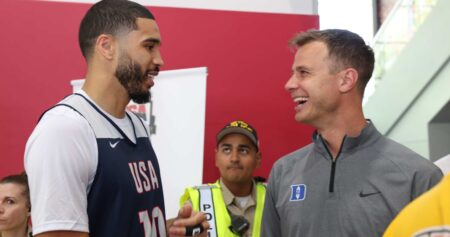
top-left (79, 0), bottom-right (155, 59)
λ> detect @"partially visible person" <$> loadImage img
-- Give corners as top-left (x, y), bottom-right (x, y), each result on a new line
top-left (383, 174), bottom-right (450, 237)
top-left (435, 154), bottom-right (450, 175)
top-left (24, 0), bottom-right (207, 236)
top-left (179, 120), bottom-right (265, 237)
top-left (262, 29), bottom-right (443, 237)
top-left (0, 172), bottom-right (31, 237)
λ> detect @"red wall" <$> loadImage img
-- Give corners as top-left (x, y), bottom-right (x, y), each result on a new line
top-left (0, 0), bottom-right (318, 182)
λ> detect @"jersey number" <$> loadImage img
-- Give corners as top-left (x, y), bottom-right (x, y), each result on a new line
top-left (139, 207), bottom-right (166, 237)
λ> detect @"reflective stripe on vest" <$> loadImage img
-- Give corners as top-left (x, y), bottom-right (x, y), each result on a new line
top-left (180, 180), bottom-right (266, 237)
top-left (199, 185), bottom-right (218, 237)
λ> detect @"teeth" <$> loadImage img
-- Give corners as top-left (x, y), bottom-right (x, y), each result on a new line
top-left (147, 71), bottom-right (158, 78)
top-left (293, 97), bottom-right (308, 103)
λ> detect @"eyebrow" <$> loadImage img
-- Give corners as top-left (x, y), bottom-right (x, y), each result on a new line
top-left (219, 143), bottom-right (251, 149)
top-left (292, 65), bottom-right (310, 72)
top-left (238, 144), bottom-right (251, 149)
top-left (2, 196), bottom-right (17, 200)
top-left (142, 38), bottom-right (161, 46)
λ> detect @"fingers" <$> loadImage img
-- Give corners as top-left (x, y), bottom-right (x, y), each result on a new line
top-left (177, 204), bottom-right (193, 219)
top-left (185, 223), bottom-right (204, 236)
top-left (174, 211), bottom-right (207, 227)
top-left (169, 210), bottom-right (209, 236)
top-left (168, 221), bottom-right (209, 236)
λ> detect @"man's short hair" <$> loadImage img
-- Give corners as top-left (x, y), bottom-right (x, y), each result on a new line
top-left (78, 0), bottom-right (155, 59)
top-left (290, 29), bottom-right (375, 95)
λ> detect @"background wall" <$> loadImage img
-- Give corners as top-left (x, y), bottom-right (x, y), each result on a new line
top-left (364, 0), bottom-right (450, 160)
top-left (0, 0), bottom-right (318, 205)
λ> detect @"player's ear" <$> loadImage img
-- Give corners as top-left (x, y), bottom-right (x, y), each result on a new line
top-left (95, 34), bottom-right (116, 60)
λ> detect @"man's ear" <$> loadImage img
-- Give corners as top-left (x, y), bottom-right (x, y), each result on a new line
top-left (95, 34), bottom-right (116, 60)
top-left (338, 68), bottom-right (358, 93)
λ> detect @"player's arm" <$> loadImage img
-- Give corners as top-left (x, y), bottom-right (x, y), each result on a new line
top-left (25, 109), bottom-right (97, 235)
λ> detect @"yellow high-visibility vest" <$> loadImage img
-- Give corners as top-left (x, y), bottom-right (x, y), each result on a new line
top-left (383, 175), bottom-right (450, 237)
top-left (180, 180), bottom-right (266, 237)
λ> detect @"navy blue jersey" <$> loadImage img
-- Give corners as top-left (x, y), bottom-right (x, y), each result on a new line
top-left (57, 93), bottom-right (167, 237)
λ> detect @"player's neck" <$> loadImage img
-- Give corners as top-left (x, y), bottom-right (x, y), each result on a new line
top-left (83, 72), bottom-right (130, 118)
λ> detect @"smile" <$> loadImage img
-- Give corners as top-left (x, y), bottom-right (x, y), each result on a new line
top-left (294, 96), bottom-right (308, 105)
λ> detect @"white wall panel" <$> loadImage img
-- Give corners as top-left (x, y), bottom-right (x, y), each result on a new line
top-left (42, 0), bottom-right (318, 15)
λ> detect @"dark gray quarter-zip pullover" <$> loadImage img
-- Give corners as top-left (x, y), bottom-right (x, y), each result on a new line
top-left (262, 122), bottom-right (443, 237)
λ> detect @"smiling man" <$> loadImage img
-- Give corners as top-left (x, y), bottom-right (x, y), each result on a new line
top-left (24, 1), bottom-right (207, 237)
top-left (179, 120), bottom-right (266, 237)
top-left (261, 29), bottom-right (443, 237)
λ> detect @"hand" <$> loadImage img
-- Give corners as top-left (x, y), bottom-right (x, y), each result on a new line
top-left (168, 204), bottom-right (209, 237)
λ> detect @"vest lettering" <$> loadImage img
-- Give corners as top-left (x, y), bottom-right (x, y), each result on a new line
top-left (205, 213), bottom-right (213, 221)
top-left (202, 201), bottom-right (213, 221)
top-left (203, 204), bottom-right (211, 211)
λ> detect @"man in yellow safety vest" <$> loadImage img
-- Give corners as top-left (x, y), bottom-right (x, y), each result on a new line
top-left (180, 120), bottom-right (265, 237)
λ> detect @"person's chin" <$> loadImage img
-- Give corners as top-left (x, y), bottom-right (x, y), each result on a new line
top-left (296, 110), bottom-right (315, 123)
top-left (294, 115), bottom-right (306, 123)
top-left (225, 174), bottom-right (240, 181)
top-left (131, 91), bottom-right (150, 103)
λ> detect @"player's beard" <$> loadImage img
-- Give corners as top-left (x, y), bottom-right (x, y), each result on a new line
top-left (115, 53), bottom-right (150, 104)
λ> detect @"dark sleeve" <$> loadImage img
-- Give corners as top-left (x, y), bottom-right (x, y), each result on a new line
top-left (411, 164), bottom-right (443, 200)
top-left (261, 163), bottom-right (282, 237)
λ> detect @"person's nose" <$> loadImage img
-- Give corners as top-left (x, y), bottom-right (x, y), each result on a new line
top-left (285, 74), bottom-right (298, 92)
top-left (230, 150), bottom-right (240, 163)
top-left (153, 49), bottom-right (164, 67)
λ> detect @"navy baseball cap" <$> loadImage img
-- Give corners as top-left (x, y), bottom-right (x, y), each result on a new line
top-left (216, 120), bottom-right (259, 150)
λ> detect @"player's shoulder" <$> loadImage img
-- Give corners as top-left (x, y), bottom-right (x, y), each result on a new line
top-left (39, 105), bottom-right (90, 130)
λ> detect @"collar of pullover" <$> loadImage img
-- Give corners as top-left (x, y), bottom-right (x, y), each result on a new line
top-left (312, 120), bottom-right (382, 157)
